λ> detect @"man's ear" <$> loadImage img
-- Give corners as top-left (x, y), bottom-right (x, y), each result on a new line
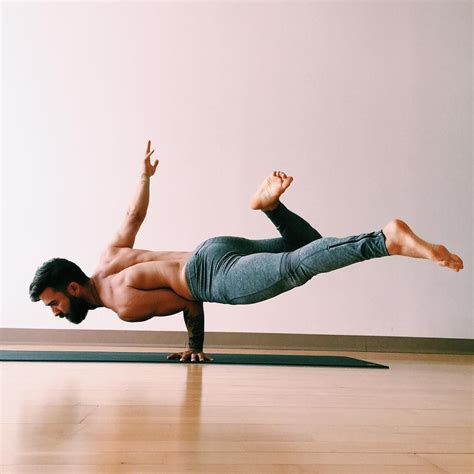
top-left (67, 282), bottom-right (81, 296)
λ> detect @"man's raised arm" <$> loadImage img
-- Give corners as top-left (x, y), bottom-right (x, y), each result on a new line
top-left (128, 140), bottom-right (159, 219)
top-left (104, 141), bottom-right (159, 250)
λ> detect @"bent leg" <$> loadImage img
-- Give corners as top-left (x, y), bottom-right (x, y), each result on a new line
top-left (250, 171), bottom-right (322, 246)
top-left (263, 202), bottom-right (323, 246)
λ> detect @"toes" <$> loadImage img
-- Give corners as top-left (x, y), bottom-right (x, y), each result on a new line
top-left (450, 253), bottom-right (463, 269)
top-left (438, 258), bottom-right (463, 271)
top-left (273, 171), bottom-right (290, 179)
top-left (282, 176), bottom-right (293, 189)
top-left (448, 261), bottom-right (462, 271)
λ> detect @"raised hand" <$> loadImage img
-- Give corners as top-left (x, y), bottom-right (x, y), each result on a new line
top-left (167, 350), bottom-right (214, 363)
top-left (143, 140), bottom-right (159, 178)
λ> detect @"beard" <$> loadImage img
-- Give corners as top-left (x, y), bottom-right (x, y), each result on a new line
top-left (59, 294), bottom-right (97, 325)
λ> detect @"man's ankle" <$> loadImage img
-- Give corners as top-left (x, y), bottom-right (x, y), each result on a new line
top-left (263, 201), bottom-right (280, 212)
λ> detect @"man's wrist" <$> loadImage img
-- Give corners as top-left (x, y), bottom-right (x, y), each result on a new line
top-left (188, 345), bottom-right (203, 352)
top-left (183, 312), bottom-right (205, 354)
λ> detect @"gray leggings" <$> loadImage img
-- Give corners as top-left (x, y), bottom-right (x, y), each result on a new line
top-left (185, 202), bottom-right (390, 304)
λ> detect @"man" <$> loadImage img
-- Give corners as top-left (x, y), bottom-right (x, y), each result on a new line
top-left (29, 141), bottom-right (464, 362)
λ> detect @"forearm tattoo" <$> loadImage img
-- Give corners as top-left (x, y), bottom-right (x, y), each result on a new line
top-left (183, 310), bottom-right (205, 352)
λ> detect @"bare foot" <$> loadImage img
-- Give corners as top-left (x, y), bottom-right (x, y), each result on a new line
top-left (250, 171), bottom-right (294, 211)
top-left (382, 219), bottom-right (464, 272)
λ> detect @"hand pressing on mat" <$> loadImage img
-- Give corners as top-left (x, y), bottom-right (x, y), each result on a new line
top-left (167, 350), bottom-right (214, 363)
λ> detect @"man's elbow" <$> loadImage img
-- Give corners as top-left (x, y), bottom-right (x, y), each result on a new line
top-left (127, 210), bottom-right (145, 221)
top-left (185, 301), bottom-right (204, 317)
top-left (118, 312), bottom-right (154, 323)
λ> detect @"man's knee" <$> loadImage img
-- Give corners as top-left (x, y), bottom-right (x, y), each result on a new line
top-left (280, 251), bottom-right (313, 288)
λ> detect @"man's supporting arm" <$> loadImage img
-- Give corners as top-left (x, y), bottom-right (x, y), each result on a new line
top-left (183, 305), bottom-right (205, 352)
top-left (167, 302), bottom-right (213, 362)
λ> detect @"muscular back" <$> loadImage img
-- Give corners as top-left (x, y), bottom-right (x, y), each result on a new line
top-left (92, 247), bottom-right (197, 321)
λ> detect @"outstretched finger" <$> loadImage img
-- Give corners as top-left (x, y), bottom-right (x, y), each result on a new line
top-left (199, 352), bottom-right (214, 362)
top-left (167, 352), bottom-right (183, 360)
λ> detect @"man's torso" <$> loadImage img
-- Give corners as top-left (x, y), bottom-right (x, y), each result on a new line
top-left (92, 247), bottom-right (194, 315)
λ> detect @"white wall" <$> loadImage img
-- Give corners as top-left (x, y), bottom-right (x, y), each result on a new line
top-left (2, 1), bottom-right (472, 338)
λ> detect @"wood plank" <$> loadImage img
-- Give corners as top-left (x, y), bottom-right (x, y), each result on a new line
top-left (1, 348), bottom-right (471, 473)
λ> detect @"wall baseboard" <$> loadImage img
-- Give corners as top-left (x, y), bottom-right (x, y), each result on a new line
top-left (0, 328), bottom-right (472, 354)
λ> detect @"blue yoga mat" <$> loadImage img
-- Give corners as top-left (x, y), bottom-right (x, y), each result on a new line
top-left (0, 350), bottom-right (389, 369)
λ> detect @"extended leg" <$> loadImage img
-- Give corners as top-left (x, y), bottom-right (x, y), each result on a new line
top-left (186, 219), bottom-right (464, 305)
top-left (211, 229), bottom-right (390, 305)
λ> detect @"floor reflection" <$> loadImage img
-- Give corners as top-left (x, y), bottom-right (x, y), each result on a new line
top-left (1, 360), bottom-right (205, 464)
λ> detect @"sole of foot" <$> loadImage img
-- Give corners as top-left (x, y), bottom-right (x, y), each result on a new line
top-left (250, 171), bottom-right (294, 211)
top-left (383, 219), bottom-right (464, 272)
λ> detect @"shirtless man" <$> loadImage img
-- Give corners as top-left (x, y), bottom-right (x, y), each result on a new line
top-left (29, 141), bottom-right (464, 362)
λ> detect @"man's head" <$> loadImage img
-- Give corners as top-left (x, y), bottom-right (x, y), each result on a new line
top-left (29, 258), bottom-right (94, 324)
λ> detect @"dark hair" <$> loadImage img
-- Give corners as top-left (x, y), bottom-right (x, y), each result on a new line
top-left (29, 258), bottom-right (89, 302)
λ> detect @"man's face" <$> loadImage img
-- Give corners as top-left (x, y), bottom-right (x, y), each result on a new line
top-left (40, 287), bottom-right (92, 325)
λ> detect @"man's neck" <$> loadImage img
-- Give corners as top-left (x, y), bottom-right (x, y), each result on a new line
top-left (84, 278), bottom-right (104, 309)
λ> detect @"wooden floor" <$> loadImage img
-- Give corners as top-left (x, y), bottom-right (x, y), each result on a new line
top-left (0, 345), bottom-right (472, 473)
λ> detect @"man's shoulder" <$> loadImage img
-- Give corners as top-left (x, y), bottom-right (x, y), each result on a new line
top-left (94, 246), bottom-right (127, 277)
top-left (95, 246), bottom-right (153, 279)
top-left (99, 245), bottom-right (133, 263)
